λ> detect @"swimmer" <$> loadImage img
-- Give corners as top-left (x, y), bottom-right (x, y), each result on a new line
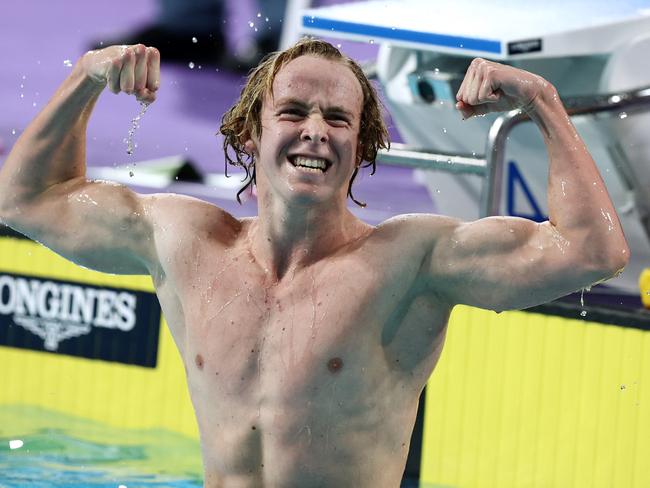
top-left (0, 40), bottom-right (629, 487)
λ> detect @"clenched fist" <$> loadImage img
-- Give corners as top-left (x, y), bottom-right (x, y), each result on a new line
top-left (81, 44), bottom-right (160, 104)
top-left (456, 58), bottom-right (552, 120)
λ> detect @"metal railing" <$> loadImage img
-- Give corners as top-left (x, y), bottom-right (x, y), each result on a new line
top-left (375, 85), bottom-right (650, 218)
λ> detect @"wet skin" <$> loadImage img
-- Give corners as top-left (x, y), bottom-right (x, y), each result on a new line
top-left (148, 56), bottom-right (452, 487)
top-left (152, 210), bottom-right (451, 488)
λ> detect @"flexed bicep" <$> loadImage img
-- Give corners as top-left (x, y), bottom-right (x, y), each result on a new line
top-left (13, 177), bottom-right (158, 275)
top-left (426, 216), bottom-right (614, 311)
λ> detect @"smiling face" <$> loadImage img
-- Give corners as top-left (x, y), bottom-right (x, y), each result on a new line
top-left (246, 55), bottom-right (364, 207)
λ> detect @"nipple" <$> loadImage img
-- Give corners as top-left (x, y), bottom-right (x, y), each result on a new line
top-left (327, 357), bottom-right (343, 373)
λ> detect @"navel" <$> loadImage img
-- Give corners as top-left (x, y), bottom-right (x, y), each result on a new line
top-left (195, 354), bottom-right (204, 370)
top-left (327, 357), bottom-right (343, 373)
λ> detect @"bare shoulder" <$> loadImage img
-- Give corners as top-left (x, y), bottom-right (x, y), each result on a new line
top-left (368, 213), bottom-right (463, 285)
top-left (141, 193), bottom-right (242, 274)
top-left (143, 193), bottom-right (241, 238)
top-left (373, 213), bottom-right (461, 250)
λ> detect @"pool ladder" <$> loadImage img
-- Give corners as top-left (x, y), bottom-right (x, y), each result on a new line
top-left (375, 85), bottom-right (650, 220)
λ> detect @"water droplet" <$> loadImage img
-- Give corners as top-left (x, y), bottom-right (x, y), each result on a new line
top-left (619, 112), bottom-right (628, 119)
top-left (265, 17), bottom-right (269, 22)
top-left (188, 62), bottom-right (195, 69)
top-left (124, 102), bottom-right (149, 155)
top-left (11, 129), bottom-right (16, 135)
top-left (369, 39), bottom-right (375, 44)
top-left (63, 59), bottom-right (72, 67)
top-left (20, 93), bottom-right (24, 99)
top-left (442, 128), bottom-right (447, 133)
top-left (248, 21), bottom-right (255, 28)
top-left (129, 171), bottom-right (134, 177)
top-left (336, 44), bottom-right (341, 49)
top-left (32, 102), bottom-right (36, 107)
top-left (580, 310), bottom-right (587, 317)
top-left (436, 189), bottom-right (441, 193)
top-left (192, 37), bottom-right (198, 43)
top-left (434, 68), bottom-right (440, 73)
top-left (257, 12), bottom-right (262, 17)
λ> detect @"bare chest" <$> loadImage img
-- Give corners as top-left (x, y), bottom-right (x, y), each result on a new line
top-left (155, 239), bottom-right (451, 483)
top-left (181, 253), bottom-right (389, 398)
top-left (169, 245), bottom-right (450, 403)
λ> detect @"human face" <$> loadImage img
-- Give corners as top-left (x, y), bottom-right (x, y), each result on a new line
top-left (247, 55), bottom-right (363, 206)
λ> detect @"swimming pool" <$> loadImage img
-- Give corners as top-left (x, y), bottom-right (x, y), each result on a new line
top-left (0, 405), bottom-right (203, 488)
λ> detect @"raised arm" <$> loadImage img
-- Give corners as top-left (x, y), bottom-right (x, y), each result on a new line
top-left (0, 44), bottom-right (162, 275)
top-left (424, 58), bottom-right (630, 311)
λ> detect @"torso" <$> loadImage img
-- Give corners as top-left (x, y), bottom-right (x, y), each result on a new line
top-left (151, 203), bottom-right (453, 488)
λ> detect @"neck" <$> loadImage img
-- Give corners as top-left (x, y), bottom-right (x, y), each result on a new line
top-left (250, 189), bottom-right (367, 281)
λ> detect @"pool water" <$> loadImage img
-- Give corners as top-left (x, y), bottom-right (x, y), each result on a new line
top-left (0, 405), bottom-right (203, 487)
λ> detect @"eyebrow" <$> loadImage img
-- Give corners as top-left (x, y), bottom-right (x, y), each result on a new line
top-left (275, 97), bottom-right (355, 119)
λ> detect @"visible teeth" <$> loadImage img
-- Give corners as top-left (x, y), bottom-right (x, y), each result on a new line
top-left (293, 156), bottom-right (327, 170)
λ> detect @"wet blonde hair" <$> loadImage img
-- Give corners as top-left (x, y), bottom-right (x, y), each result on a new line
top-left (219, 37), bottom-right (390, 206)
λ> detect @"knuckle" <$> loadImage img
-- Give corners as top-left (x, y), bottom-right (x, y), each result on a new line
top-left (134, 44), bottom-right (146, 56)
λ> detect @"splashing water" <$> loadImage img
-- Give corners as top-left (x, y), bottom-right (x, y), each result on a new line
top-left (124, 102), bottom-right (150, 155)
top-left (579, 286), bottom-right (592, 317)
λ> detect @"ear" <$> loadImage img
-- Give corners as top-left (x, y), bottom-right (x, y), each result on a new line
top-left (244, 138), bottom-right (258, 157)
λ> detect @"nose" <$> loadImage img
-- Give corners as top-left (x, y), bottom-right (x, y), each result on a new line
top-left (300, 115), bottom-right (328, 144)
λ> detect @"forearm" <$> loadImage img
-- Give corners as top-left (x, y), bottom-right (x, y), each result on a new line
top-left (528, 86), bottom-right (630, 269)
top-left (0, 56), bottom-right (103, 209)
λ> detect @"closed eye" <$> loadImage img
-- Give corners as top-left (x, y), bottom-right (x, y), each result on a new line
top-left (326, 114), bottom-right (350, 125)
top-left (278, 108), bottom-right (306, 118)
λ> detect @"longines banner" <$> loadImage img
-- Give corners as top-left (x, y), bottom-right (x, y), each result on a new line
top-left (0, 272), bottom-right (161, 367)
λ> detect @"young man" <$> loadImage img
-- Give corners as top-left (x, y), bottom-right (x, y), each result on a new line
top-left (0, 39), bottom-right (629, 487)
